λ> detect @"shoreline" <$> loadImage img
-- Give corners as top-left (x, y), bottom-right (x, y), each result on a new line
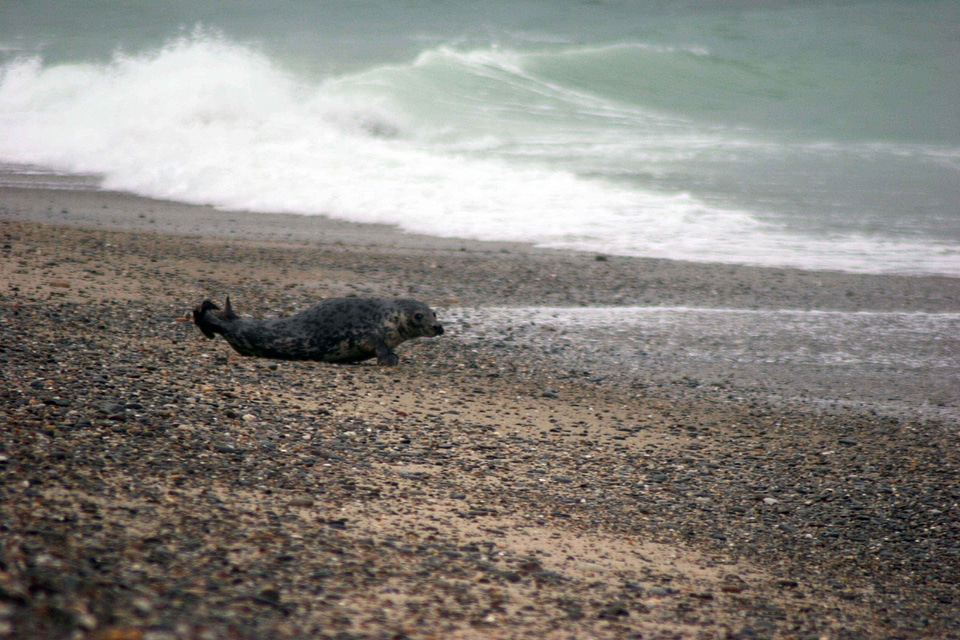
top-left (2, 186), bottom-right (959, 638)
top-left (4, 184), bottom-right (959, 426)
top-left (3, 185), bottom-right (958, 312)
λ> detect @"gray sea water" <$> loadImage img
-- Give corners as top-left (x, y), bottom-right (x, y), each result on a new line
top-left (2, 0), bottom-right (958, 275)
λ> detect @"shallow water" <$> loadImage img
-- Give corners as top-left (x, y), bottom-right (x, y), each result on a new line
top-left (447, 306), bottom-right (960, 426)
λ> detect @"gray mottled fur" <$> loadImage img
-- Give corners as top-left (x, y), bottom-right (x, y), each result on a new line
top-left (193, 296), bottom-right (444, 366)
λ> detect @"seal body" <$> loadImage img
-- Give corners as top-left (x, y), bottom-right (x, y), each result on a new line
top-left (193, 296), bottom-right (444, 366)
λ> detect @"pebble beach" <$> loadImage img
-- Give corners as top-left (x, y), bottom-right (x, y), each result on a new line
top-left (1, 186), bottom-right (959, 639)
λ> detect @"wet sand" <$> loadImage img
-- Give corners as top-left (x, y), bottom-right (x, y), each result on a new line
top-left (1, 186), bottom-right (959, 639)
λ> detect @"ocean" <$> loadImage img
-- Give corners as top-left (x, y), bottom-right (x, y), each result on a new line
top-left (1, 0), bottom-right (958, 275)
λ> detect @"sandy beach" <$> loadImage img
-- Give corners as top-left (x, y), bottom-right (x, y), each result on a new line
top-left (2, 186), bottom-right (959, 639)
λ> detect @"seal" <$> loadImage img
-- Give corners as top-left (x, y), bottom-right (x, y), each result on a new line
top-left (193, 296), bottom-right (444, 366)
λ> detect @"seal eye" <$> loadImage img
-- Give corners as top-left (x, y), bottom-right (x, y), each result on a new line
top-left (414, 313), bottom-right (424, 321)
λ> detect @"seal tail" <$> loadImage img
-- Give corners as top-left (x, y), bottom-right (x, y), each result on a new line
top-left (193, 297), bottom-right (237, 339)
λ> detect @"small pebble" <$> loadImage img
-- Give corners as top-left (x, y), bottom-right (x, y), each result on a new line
top-left (575, 562), bottom-right (605, 574)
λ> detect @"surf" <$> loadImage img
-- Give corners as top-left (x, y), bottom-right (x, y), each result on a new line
top-left (1, 13), bottom-right (957, 276)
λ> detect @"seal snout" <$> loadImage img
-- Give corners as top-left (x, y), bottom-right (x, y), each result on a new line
top-left (409, 305), bottom-right (444, 338)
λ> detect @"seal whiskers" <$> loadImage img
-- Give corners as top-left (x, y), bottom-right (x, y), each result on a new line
top-left (192, 296), bottom-right (443, 366)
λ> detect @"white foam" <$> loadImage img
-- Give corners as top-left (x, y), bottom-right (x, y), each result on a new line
top-left (0, 38), bottom-right (743, 237)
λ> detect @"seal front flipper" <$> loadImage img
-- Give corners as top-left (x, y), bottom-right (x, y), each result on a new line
top-left (374, 340), bottom-right (400, 367)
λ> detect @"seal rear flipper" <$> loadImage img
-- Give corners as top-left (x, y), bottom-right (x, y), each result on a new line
top-left (223, 295), bottom-right (239, 320)
top-left (193, 299), bottom-right (223, 339)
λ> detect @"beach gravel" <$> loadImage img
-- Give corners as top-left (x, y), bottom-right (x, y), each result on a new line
top-left (1, 196), bottom-right (959, 639)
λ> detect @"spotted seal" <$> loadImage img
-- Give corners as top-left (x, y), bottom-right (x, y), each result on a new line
top-left (193, 296), bottom-right (444, 366)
